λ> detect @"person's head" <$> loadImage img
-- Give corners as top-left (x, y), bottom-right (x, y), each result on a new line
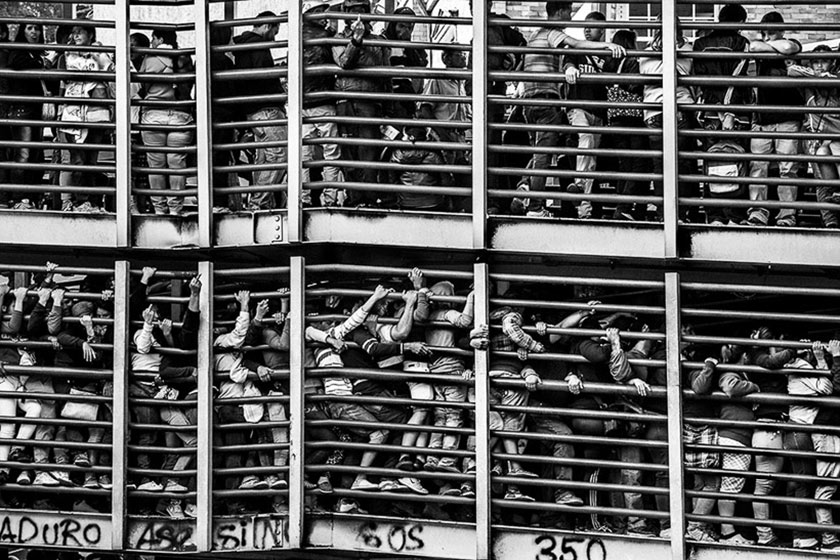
top-left (302, 0), bottom-right (331, 29)
top-left (718, 3), bottom-right (747, 24)
top-left (254, 11), bottom-right (280, 39)
top-left (70, 24), bottom-right (96, 47)
top-left (442, 47), bottom-right (467, 68)
top-left (93, 302), bottom-right (112, 338)
top-left (649, 15), bottom-right (684, 50)
top-left (680, 323), bottom-right (696, 355)
top-left (584, 11), bottom-right (606, 42)
top-left (342, 0), bottom-right (371, 15)
top-left (545, 2), bottom-right (573, 21)
top-left (151, 28), bottom-right (178, 49)
top-left (811, 44), bottom-right (834, 73)
top-left (15, 23), bottom-right (44, 44)
top-left (386, 7), bottom-right (415, 41)
top-left (611, 29), bottom-right (636, 51)
top-left (403, 125), bottom-right (428, 142)
top-left (760, 11), bottom-right (784, 41)
top-left (56, 24), bottom-right (74, 45)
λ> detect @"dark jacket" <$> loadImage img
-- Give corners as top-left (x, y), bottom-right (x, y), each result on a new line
top-left (750, 347), bottom-right (794, 420)
top-left (303, 22), bottom-right (336, 105)
top-left (232, 30), bottom-right (282, 114)
top-left (388, 147), bottom-right (451, 210)
top-left (692, 31), bottom-right (751, 112)
top-left (7, 48), bottom-right (44, 115)
top-left (332, 28), bottom-right (390, 93)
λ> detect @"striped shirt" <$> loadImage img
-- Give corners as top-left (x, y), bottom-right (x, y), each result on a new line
top-left (306, 306), bottom-right (372, 396)
top-left (521, 27), bottom-right (571, 99)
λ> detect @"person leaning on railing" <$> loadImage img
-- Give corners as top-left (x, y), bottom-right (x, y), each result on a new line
top-left (0, 282), bottom-right (29, 485)
top-left (788, 45), bottom-right (840, 229)
top-left (332, 0), bottom-right (391, 207)
top-left (6, 21), bottom-right (47, 210)
top-left (56, 23), bottom-right (114, 214)
top-left (232, 12), bottom-right (287, 211)
top-left (139, 28), bottom-right (195, 217)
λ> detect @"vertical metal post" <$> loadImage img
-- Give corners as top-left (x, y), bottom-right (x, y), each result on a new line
top-left (287, 0), bottom-right (304, 243)
top-left (664, 272), bottom-right (686, 560)
top-left (110, 261), bottom-right (130, 549)
top-left (114, 0), bottom-right (131, 247)
top-left (288, 257), bottom-right (306, 548)
top-left (196, 261), bottom-right (215, 551)
top-left (661, 0), bottom-right (679, 258)
top-left (470, 3), bottom-right (488, 250)
top-left (195, 0), bottom-right (214, 247)
top-left (473, 262), bottom-right (491, 560)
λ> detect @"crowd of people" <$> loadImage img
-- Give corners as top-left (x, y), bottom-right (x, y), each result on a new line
top-left (0, 264), bottom-right (837, 550)
top-left (2, 2), bottom-right (840, 224)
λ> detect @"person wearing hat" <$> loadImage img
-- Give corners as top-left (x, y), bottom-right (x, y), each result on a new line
top-left (332, 0), bottom-right (391, 206)
top-left (302, 0), bottom-right (345, 207)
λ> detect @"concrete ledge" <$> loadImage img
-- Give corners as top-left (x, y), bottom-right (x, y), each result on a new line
top-left (684, 225), bottom-right (840, 267)
top-left (491, 218), bottom-right (664, 259)
top-left (304, 209), bottom-right (473, 250)
top-left (0, 210), bottom-right (116, 247)
top-left (215, 211), bottom-right (288, 246)
top-left (133, 215), bottom-right (199, 249)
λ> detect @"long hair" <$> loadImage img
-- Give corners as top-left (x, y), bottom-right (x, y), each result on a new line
top-left (14, 22), bottom-right (44, 44)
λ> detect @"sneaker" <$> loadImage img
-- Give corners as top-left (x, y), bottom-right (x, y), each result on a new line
top-left (16, 471), bottom-right (32, 486)
top-left (687, 526), bottom-right (718, 543)
top-left (125, 481), bottom-right (137, 491)
top-left (510, 182), bottom-right (530, 215)
top-left (439, 484), bottom-right (461, 497)
top-left (158, 499), bottom-right (184, 519)
top-left (436, 461), bottom-right (461, 474)
top-left (184, 503), bottom-right (198, 518)
top-left (98, 475), bottom-right (113, 490)
top-left (336, 498), bottom-right (366, 514)
top-left (48, 471), bottom-right (74, 487)
top-left (566, 183), bottom-right (581, 194)
top-left (13, 199), bottom-right (35, 211)
top-left (238, 476), bottom-right (268, 490)
top-left (138, 480), bottom-right (164, 492)
top-left (271, 499), bottom-right (289, 515)
top-left (747, 215), bottom-right (767, 226)
top-left (83, 474), bottom-right (99, 489)
top-left (74, 455), bottom-right (91, 468)
top-left (73, 500), bottom-right (99, 513)
top-left (350, 478), bottom-right (379, 492)
top-left (266, 475), bottom-right (287, 490)
top-left (423, 457), bottom-right (439, 472)
top-left (61, 200), bottom-right (74, 212)
top-left (757, 535), bottom-right (789, 548)
top-left (212, 206), bottom-right (232, 214)
top-left (164, 481), bottom-right (189, 493)
top-left (317, 475), bottom-right (333, 494)
top-left (74, 202), bottom-right (104, 214)
top-left (659, 528), bottom-right (671, 539)
top-left (34, 472), bottom-right (59, 487)
top-left (555, 491), bottom-right (584, 506)
top-left (720, 533), bottom-right (754, 546)
top-left (378, 479), bottom-right (408, 493)
top-left (397, 456), bottom-right (416, 472)
top-left (397, 477), bottom-right (429, 495)
top-left (460, 482), bottom-right (476, 499)
top-left (508, 467), bottom-right (538, 478)
top-left (526, 209), bottom-right (552, 218)
top-left (615, 211), bottom-right (636, 221)
top-left (793, 538), bottom-right (820, 550)
top-left (822, 539), bottom-right (840, 550)
top-left (628, 525), bottom-right (658, 537)
top-left (9, 448), bottom-right (30, 463)
top-left (504, 487), bottom-right (535, 502)
top-left (776, 218), bottom-right (797, 227)
top-left (709, 219), bottom-right (725, 226)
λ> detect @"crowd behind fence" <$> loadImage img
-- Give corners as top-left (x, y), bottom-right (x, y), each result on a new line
top-left (0, 261), bottom-right (835, 552)
top-left (0, 1), bottom-right (838, 229)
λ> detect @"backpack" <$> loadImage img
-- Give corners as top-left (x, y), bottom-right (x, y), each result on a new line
top-left (704, 141), bottom-right (746, 195)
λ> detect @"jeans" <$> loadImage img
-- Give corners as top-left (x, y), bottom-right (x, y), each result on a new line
top-left (810, 139), bottom-right (840, 227)
top-left (645, 422), bottom-right (670, 529)
top-left (302, 104), bottom-right (343, 206)
top-left (246, 106), bottom-right (288, 210)
top-left (336, 100), bottom-right (381, 206)
top-left (160, 394), bottom-right (197, 483)
top-left (141, 109), bottom-right (194, 215)
top-left (429, 383), bottom-right (466, 468)
top-left (521, 102), bottom-right (565, 212)
top-left (58, 128), bottom-right (107, 207)
top-left (752, 424), bottom-right (785, 542)
top-left (748, 121), bottom-right (801, 225)
top-left (530, 399), bottom-right (575, 503)
top-left (647, 113), bottom-right (700, 221)
top-left (812, 432), bottom-right (840, 545)
top-left (566, 108), bottom-right (603, 218)
top-left (612, 117), bottom-right (653, 219)
top-left (784, 430), bottom-right (817, 545)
